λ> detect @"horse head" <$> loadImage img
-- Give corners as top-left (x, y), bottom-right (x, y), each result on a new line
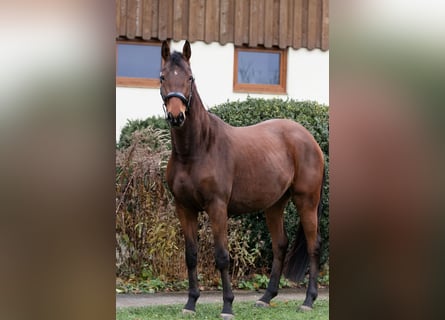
top-left (160, 40), bottom-right (194, 127)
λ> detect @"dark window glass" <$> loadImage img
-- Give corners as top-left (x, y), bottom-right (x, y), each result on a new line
top-left (237, 51), bottom-right (280, 85)
top-left (117, 44), bottom-right (161, 78)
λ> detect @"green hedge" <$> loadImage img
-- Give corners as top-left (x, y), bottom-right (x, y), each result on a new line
top-left (117, 97), bottom-right (329, 278)
top-left (117, 116), bottom-right (169, 150)
top-left (209, 98), bottom-right (329, 269)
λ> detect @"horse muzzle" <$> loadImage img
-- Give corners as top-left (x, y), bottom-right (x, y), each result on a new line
top-left (167, 111), bottom-right (185, 127)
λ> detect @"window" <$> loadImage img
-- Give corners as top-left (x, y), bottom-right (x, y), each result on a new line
top-left (116, 41), bottom-right (161, 88)
top-left (233, 47), bottom-right (287, 94)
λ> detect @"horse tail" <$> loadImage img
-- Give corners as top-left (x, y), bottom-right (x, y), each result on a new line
top-left (283, 167), bottom-right (325, 282)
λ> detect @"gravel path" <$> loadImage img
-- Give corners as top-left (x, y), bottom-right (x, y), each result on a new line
top-left (116, 288), bottom-right (329, 308)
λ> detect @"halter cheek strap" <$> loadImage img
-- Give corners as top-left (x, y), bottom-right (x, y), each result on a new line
top-left (160, 76), bottom-right (194, 113)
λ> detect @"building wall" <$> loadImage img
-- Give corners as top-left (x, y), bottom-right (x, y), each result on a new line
top-left (116, 40), bottom-right (329, 140)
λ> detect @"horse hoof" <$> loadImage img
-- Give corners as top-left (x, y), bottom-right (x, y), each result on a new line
top-left (220, 313), bottom-right (234, 320)
top-left (182, 308), bottom-right (196, 316)
top-left (254, 300), bottom-right (270, 308)
top-left (299, 305), bottom-right (313, 312)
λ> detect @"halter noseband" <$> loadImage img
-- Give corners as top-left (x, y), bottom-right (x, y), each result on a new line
top-left (160, 75), bottom-right (194, 113)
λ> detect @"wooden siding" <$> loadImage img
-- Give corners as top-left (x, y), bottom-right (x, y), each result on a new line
top-left (116, 0), bottom-right (329, 51)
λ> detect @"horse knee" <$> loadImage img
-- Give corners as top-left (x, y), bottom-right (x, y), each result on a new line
top-left (214, 248), bottom-right (230, 270)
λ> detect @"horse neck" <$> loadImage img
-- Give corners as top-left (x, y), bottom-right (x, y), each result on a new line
top-left (170, 88), bottom-right (210, 159)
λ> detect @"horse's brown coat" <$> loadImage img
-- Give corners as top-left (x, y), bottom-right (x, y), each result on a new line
top-left (160, 40), bottom-right (324, 317)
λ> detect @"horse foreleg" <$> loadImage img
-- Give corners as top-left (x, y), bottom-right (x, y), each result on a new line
top-left (177, 205), bottom-right (200, 313)
top-left (256, 199), bottom-right (289, 307)
top-left (208, 202), bottom-right (234, 319)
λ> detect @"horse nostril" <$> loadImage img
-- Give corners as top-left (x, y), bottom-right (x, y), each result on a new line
top-left (167, 111), bottom-right (185, 127)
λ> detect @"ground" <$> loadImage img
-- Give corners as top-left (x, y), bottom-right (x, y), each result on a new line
top-left (116, 288), bottom-right (329, 308)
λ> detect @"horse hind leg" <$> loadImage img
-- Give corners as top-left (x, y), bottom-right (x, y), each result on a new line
top-left (256, 196), bottom-right (289, 307)
top-left (291, 191), bottom-right (321, 311)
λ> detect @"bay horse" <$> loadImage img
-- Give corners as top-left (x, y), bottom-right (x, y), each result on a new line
top-left (160, 40), bottom-right (324, 319)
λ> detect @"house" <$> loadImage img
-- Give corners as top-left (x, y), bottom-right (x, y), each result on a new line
top-left (116, 0), bottom-right (329, 139)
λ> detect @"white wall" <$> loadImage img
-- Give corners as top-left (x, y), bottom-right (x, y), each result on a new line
top-left (116, 40), bottom-right (329, 140)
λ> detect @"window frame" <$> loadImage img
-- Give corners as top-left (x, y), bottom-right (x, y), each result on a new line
top-left (233, 46), bottom-right (287, 94)
top-left (116, 40), bottom-right (162, 88)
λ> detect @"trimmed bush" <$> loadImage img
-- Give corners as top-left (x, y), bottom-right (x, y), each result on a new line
top-left (117, 116), bottom-right (169, 150)
top-left (209, 98), bottom-right (329, 269)
top-left (116, 97), bottom-right (329, 284)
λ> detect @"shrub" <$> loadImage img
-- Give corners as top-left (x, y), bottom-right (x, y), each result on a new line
top-left (196, 212), bottom-right (263, 287)
top-left (117, 116), bottom-right (169, 150)
top-left (115, 127), bottom-right (185, 279)
top-left (116, 97), bottom-right (329, 285)
top-left (116, 126), bottom-right (261, 283)
top-left (209, 97), bottom-right (329, 269)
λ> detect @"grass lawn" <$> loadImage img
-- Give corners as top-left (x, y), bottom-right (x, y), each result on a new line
top-left (116, 299), bottom-right (329, 320)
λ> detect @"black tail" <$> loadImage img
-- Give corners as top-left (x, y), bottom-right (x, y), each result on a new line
top-left (283, 168), bottom-right (325, 282)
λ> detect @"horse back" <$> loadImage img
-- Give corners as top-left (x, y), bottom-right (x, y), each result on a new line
top-left (224, 119), bottom-right (324, 213)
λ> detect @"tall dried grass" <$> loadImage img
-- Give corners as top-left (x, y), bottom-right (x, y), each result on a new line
top-left (115, 127), bottom-right (186, 279)
top-left (116, 127), bottom-right (262, 284)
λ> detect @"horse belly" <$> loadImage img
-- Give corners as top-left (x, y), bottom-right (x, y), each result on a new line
top-left (228, 163), bottom-right (292, 214)
top-left (227, 121), bottom-right (309, 214)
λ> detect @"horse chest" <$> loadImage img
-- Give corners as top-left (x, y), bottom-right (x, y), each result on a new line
top-left (171, 172), bottom-right (194, 198)
top-left (169, 169), bottom-right (215, 210)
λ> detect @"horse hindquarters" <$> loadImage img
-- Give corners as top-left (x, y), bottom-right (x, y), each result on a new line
top-left (281, 126), bottom-right (324, 310)
top-left (283, 179), bottom-right (323, 310)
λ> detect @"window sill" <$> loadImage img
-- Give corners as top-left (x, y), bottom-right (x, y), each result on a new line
top-left (116, 77), bottom-right (160, 89)
top-left (233, 84), bottom-right (287, 95)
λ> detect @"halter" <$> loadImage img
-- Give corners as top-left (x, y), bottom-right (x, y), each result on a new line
top-left (160, 75), bottom-right (194, 115)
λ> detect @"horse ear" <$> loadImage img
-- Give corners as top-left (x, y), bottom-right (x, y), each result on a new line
top-left (161, 40), bottom-right (170, 61)
top-left (183, 40), bottom-right (191, 62)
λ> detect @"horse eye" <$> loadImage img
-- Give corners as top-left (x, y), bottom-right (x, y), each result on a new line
top-left (160, 75), bottom-right (165, 82)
